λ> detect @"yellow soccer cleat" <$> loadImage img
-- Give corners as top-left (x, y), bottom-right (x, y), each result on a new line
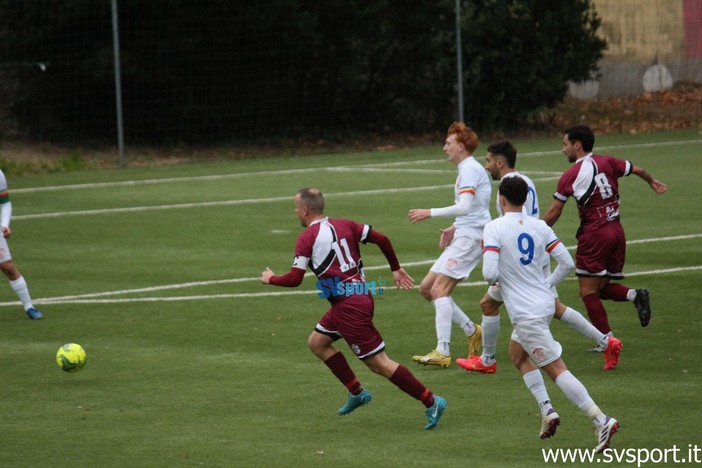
top-left (467, 324), bottom-right (482, 358)
top-left (412, 350), bottom-right (451, 368)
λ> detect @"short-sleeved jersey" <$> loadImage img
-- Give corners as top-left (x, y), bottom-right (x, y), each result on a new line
top-left (497, 172), bottom-right (548, 268)
top-left (497, 171), bottom-right (539, 218)
top-left (291, 217), bottom-right (369, 296)
top-left (482, 212), bottom-right (564, 323)
top-left (553, 154), bottom-right (631, 234)
top-left (454, 157), bottom-right (492, 231)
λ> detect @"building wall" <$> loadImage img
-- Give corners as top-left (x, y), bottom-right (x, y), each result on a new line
top-left (569, 0), bottom-right (702, 98)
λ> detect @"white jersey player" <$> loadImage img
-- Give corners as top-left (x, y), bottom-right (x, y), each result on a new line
top-left (408, 122), bottom-right (491, 367)
top-left (482, 176), bottom-right (618, 452)
top-left (457, 140), bottom-right (620, 376)
top-left (0, 169), bottom-right (42, 319)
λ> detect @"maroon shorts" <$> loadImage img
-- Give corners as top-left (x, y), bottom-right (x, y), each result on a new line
top-left (575, 221), bottom-right (626, 278)
top-left (315, 293), bottom-right (385, 360)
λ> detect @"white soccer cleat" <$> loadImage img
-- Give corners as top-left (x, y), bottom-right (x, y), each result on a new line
top-left (595, 417), bottom-right (619, 453)
top-left (540, 408), bottom-right (560, 439)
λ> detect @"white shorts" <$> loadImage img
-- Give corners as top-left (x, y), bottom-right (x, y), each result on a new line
top-left (429, 228), bottom-right (482, 280)
top-left (0, 235), bottom-right (12, 263)
top-left (510, 316), bottom-right (562, 367)
top-left (487, 283), bottom-right (502, 302)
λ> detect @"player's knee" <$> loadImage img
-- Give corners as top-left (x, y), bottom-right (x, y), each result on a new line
top-left (479, 294), bottom-right (500, 316)
top-left (365, 360), bottom-right (384, 376)
top-left (364, 354), bottom-right (395, 378)
top-left (0, 261), bottom-right (16, 277)
top-left (418, 281), bottom-right (434, 301)
top-left (508, 344), bottom-right (528, 369)
top-left (307, 333), bottom-right (326, 357)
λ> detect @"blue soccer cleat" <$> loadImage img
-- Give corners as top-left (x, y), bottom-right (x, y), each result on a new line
top-left (338, 389), bottom-right (372, 416)
top-left (26, 307), bottom-right (43, 320)
top-left (424, 395), bottom-right (447, 430)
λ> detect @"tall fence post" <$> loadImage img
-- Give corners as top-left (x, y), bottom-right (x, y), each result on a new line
top-left (455, 0), bottom-right (464, 122)
top-left (111, 0), bottom-right (125, 167)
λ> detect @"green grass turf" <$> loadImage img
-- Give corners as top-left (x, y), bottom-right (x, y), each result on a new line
top-left (1, 129), bottom-right (700, 467)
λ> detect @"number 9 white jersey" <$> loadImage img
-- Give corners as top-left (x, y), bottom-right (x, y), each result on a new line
top-left (482, 212), bottom-right (571, 324)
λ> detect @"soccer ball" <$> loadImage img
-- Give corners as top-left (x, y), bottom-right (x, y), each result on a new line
top-left (56, 343), bottom-right (87, 373)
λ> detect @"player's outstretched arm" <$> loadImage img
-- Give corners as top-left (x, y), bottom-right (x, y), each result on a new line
top-left (261, 266), bottom-right (305, 287)
top-left (408, 208), bottom-right (431, 223)
top-left (631, 165), bottom-right (667, 195)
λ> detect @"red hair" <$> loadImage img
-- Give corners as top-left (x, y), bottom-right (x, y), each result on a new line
top-left (447, 121), bottom-right (479, 154)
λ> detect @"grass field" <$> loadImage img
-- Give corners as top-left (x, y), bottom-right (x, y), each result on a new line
top-left (1, 129), bottom-right (701, 467)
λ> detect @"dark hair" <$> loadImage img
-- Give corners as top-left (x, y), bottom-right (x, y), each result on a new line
top-left (297, 187), bottom-right (325, 213)
top-left (487, 139), bottom-right (517, 168)
top-left (498, 176), bottom-right (528, 206)
top-left (564, 124), bottom-right (595, 152)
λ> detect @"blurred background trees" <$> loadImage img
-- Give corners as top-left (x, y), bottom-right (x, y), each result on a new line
top-left (0, 0), bottom-right (605, 144)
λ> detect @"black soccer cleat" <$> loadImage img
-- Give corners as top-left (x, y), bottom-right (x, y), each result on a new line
top-left (634, 288), bottom-right (651, 327)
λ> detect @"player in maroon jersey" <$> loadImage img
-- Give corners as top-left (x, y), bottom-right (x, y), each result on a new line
top-left (543, 125), bottom-right (667, 340)
top-left (261, 187), bottom-right (447, 429)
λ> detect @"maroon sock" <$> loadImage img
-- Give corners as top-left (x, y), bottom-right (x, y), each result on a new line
top-left (599, 283), bottom-right (630, 301)
top-left (324, 351), bottom-right (362, 395)
top-left (389, 365), bottom-right (434, 408)
top-left (582, 293), bottom-right (612, 334)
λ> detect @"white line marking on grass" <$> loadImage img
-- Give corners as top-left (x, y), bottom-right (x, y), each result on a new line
top-left (11, 168), bottom-right (328, 194)
top-left (21, 265), bottom-right (702, 306)
top-left (32, 260), bottom-right (437, 304)
top-left (12, 138), bottom-right (702, 194)
top-left (14, 174), bottom-right (565, 221)
top-left (328, 167), bottom-right (454, 174)
top-left (3, 234), bottom-right (699, 307)
top-left (12, 185), bottom-right (455, 220)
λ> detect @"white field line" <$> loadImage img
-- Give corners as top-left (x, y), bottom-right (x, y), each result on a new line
top-left (12, 185), bottom-right (454, 220)
top-left (5, 137), bottom-right (699, 305)
top-left (18, 265), bottom-right (702, 306)
top-left (3, 233), bottom-right (700, 307)
top-left (11, 138), bottom-right (702, 195)
top-left (12, 175), bottom-right (563, 221)
top-left (11, 136), bottom-right (696, 219)
top-left (11, 167), bottom-right (453, 194)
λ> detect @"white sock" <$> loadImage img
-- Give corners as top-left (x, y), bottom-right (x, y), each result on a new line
top-left (523, 369), bottom-right (552, 416)
top-left (10, 276), bottom-right (33, 311)
top-left (434, 297), bottom-right (453, 355)
top-left (449, 297), bottom-right (476, 336)
top-left (560, 307), bottom-right (606, 345)
top-left (627, 289), bottom-right (637, 301)
top-left (555, 370), bottom-right (606, 425)
top-left (481, 314), bottom-right (500, 364)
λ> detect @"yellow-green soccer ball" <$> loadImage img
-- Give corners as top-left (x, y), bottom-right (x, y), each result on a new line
top-left (56, 343), bottom-right (87, 373)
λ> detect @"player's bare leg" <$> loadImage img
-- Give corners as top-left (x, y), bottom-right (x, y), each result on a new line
top-left (413, 273), bottom-right (460, 367)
